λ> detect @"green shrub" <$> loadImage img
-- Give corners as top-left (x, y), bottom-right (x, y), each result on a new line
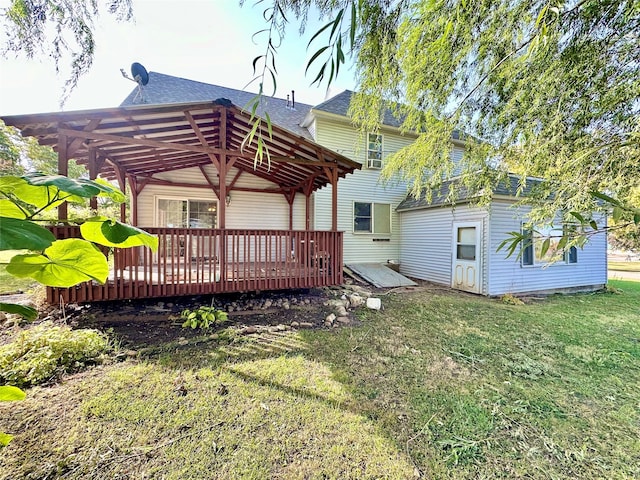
top-left (0, 322), bottom-right (110, 388)
top-left (181, 306), bottom-right (228, 330)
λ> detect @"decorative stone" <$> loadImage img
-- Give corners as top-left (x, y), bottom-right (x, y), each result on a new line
top-left (263, 299), bottom-right (273, 308)
top-left (291, 321), bottom-right (300, 328)
top-left (336, 316), bottom-right (350, 324)
top-left (276, 324), bottom-right (287, 331)
top-left (336, 306), bottom-right (348, 317)
top-left (366, 297), bottom-right (382, 310)
top-left (299, 322), bottom-right (314, 328)
top-left (283, 302), bottom-right (290, 310)
top-left (348, 294), bottom-right (365, 307)
top-left (325, 313), bottom-right (336, 323)
top-left (241, 326), bottom-right (258, 334)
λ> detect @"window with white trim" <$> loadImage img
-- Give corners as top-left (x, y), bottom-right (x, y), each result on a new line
top-left (367, 133), bottom-right (383, 169)
top-left (157, 198), bottom-right (217, 228)
top-left (354, 202), bottom-right (391, 234)
top-left (521, 224), bottom-right (577, 266)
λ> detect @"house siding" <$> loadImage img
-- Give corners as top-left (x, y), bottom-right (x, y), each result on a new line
top-left (134, 165), bottom-right (306, 230)
top-left (312, 117), bottom-right (416, 263)
top-left (399, 200), bottom-right (607, 296)
top-left (486, 200), bottom-right (608, 295)
top-left (399, 204), bottom-right (488, 290)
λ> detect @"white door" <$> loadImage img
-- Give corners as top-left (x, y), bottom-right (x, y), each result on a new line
top-left (452, 222), bottom-right (482, 294)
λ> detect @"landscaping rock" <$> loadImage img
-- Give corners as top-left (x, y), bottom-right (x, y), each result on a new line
top-left (366, 298), bottom-right (382, 310)
top-left (291, 321), bottom-right (300, 328)
top-left (241, 326), bottom-right (258, 334)
top-left (336, 316), bottom-right (351, 324)
top-left (299, 322), bottom-right (314, 328)
top-left (325, 313), bottom-right (336, 323)
top-left (336, 305), bottom-right (348, 317)
top-left (348, 294), bottom-right (365, 307)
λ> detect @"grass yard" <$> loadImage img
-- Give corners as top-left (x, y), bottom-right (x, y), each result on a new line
top-left (0, 250), bottom-right (38, 295)
top-left (609, 261), bottom-right (640, 272)
top-left (1, 281), bottom-right (639, 479)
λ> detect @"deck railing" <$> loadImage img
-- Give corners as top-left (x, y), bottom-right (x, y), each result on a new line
top-left (46, 226), bottom-right (343, 303)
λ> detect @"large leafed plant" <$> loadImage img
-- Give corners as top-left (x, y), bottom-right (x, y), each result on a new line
top-left (0, 173), bottom-right (158, 320)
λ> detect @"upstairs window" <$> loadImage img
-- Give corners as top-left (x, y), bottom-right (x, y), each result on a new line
top-left (367, 133), bottom-right (383, 169)
top-left (521, 224), bottom-right (577, 266)
top-left (354, 202), bottom-right (391, 234)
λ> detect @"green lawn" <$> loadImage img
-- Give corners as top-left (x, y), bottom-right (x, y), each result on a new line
top-left (609, 261), bottom-right (640, 272)
top-left (1, 281), bottom-right (639, 479)
top-left (0, 250), bottom-right (37, 295)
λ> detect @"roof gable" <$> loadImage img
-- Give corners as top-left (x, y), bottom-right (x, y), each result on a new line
top-left (121, 72), bottom-right (313, 139)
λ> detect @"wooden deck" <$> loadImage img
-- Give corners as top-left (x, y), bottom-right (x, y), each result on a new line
top-left (46, 226), bottom-right (343, 303)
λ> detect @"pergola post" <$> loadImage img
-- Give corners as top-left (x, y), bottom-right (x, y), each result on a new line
top-left (126, 174), bottom-right (136, 225)
top-left (57, 133), bottom-right (69, 221)
top-left (218, 107), bottom-right (228, 229)
top-left (88, 147), bottom-right (98, 211)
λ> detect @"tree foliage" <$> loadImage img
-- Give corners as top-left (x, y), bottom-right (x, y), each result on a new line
top-left (1, 0), bottom-right (133, 103)
top-left (3, 1), bottom-right (639, 246)
top-left (281, 0), bottom-right (640, 248)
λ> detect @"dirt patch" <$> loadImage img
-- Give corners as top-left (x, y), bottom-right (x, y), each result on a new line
top-left (1, 279), bottom-right (444, 350)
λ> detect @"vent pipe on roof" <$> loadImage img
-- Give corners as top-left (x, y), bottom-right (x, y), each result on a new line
top-left (291, 90), bottom-right (295, 109)
top-left (286, 94), bottom-right (290, 108)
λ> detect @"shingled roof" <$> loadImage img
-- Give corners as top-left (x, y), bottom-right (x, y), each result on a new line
top-left (121, 72), bottom-right (314, 139)
top-left (313, 90), bottom-right (462, 140)
top-left (396, 174), bottom-right (545, 211)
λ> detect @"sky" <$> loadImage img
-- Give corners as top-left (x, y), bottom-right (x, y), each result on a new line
top-left (0, 0), bottom-right (356, 115)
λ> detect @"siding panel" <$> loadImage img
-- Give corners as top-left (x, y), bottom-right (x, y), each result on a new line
top-left (135, 166), bottom-right (306, 229)
top-left (486, 201), bottom-right (608, 295)
top-left (399, 205), bottom-right (488, 289)
top-left (312, 118), bottom-right (415, 263)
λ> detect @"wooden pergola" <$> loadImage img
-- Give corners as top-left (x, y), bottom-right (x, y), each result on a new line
top-left (2, 100), bottom-right (360, 302)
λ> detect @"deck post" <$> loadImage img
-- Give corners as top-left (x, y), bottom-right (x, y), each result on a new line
top-left (127, 174), bottom-right (137, 225)
top-left (88, 148), bottom-right (98, 211)
top-left (57, 133), bottom-right (68, 221)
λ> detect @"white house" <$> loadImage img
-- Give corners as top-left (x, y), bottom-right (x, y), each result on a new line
top-left (117, 71), bottom-right (608, 296)
top-left (2, 71), bottom-right (605, 300)
top-left (396, 176), bottom-right (608, 295)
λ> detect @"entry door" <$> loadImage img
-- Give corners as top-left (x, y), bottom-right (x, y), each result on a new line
top-left (452, 222), bottom-right (482, 294)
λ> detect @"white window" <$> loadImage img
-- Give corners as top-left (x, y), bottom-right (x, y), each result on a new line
top-left (367, 133), bottom-right (383, 169)
top-left (521, 224), bottom-right (577, 266)
top-left (157, 198), bottom-right (218, 228)
top-left (354, 202), bottom-right (391, 234)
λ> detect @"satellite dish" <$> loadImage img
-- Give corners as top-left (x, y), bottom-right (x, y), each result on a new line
top-left (120, 61), bottom-right (150, 103)
top-left (131, 62), bottom-right (149, 86)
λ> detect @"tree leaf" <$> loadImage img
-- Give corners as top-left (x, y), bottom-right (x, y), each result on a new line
top-left (0, 302), bottom-right (38, 321)
top-left (0, 385), bottom-right (26, 402)
top-left (568, 211), bottom-right (585, 223)
top-left (0, 217), bottom-right (56, 251)
top-left (540, 238), bottom-right (550, 257)
top-left (24, 174), bottom-right (125, 203)
top-left (612, 206), bottom-right (623, 223)
top-left (24, 173), bottom-right (102, 198)
top-left (0, 200), bottom-right (27, 219)
top-left (305, 46), bottom-right (329, 74)
top-left (590, 191), bottom-right (621, 207)
top-left (6, 238), bottom-right (109, 287)
top-left (0, 432), bottom-right (13, 447)
top-left (80, 217), bottom-right (158, 251)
